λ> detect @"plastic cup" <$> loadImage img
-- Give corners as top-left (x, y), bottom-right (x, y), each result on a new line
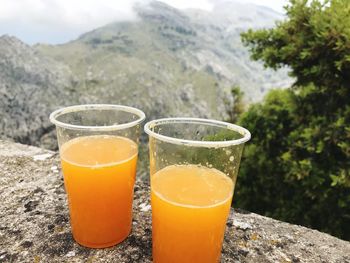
top-left (144, 118), bottom-right (250, 263)
top-left (50, 104), bottom-right (145, 248)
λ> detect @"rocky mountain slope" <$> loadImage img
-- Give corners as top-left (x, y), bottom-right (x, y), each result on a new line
top-left (0, 1), bottom-right (292, 150)
top-left (0, 36), bottom-right (78, 149)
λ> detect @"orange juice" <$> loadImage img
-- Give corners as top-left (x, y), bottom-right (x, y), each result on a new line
top-left (151, 164), bottom-right (233, 263)
top-left (60, 135), bottom-right (138, 248)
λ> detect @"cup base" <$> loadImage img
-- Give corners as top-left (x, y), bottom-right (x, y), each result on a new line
top-left (72, 228), bottom-right (131, 249)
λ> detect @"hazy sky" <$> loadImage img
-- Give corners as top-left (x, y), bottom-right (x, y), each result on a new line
top-left (0, 0), bottom-right (288, 45)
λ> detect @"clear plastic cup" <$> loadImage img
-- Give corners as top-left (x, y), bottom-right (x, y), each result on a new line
top-left (144, 118), bottom-right (250, 263)
top-left (50, 104), bottom-right (145, 248)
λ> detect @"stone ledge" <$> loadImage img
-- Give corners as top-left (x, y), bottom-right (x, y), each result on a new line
top-left (0, 140), bottom-right (349, 263)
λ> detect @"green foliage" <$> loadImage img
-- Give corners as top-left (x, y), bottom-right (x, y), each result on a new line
top-left (236, 87), bottom-right (350, 239)
top-left (241, 0), bottom-right (350, 91)
top-left (236, 0), bottom-right (350, 240)
top-left (225, 86), bottom-right (245, 123)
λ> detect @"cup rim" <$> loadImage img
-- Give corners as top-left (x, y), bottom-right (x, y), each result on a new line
top-left (49, 104), bottom-right (146, 131)
top-left (144, 117), bottom-right (251, 148)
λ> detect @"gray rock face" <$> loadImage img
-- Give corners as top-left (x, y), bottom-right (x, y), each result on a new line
top-left (0, 35), bottom-right (77, 149)
top-left (0, 140), bottom-right (349, 263)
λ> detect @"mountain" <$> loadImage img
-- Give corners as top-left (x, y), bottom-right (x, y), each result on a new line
top-left (0, 1), bottom-right (292, 150)
top-left (0, 36), bottom-right (78, 148)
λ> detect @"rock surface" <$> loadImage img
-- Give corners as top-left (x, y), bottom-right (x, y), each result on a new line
top-left (0, 140), bottom-right (349, 263)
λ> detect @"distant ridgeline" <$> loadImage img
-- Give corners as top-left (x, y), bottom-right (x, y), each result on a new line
top-left (0, 1), bottom-right (290, 150)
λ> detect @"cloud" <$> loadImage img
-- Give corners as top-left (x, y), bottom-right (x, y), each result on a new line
top-left (162, 0), bottom-right (213, 10)
top-left (0, 0), bottom-right (138, 27)
top-left (0, 0), bottom-right (140, 44)
top-left (0, 0), bottom-right (284, 45)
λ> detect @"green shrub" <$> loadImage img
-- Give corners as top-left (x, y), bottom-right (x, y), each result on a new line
top-left (234, 0), bottom-right (350, 240)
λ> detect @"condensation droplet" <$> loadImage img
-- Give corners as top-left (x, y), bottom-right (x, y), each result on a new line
top-left (229, 156), bottom-right (234, 162)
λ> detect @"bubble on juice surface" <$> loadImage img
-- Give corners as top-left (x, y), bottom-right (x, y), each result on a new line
top-left (229, 156), bottom-right (234, 162)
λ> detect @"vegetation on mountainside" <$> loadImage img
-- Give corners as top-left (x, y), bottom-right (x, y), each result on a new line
top-left (225, 86), bottom-right (245, 123)
top-left (233, 0), bottom-right (350, 240)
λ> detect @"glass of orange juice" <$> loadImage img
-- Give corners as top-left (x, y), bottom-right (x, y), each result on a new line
top-left (50, 104), bottom-right (145, 248)
top-left (144, 118), bottom-right (250, 263)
